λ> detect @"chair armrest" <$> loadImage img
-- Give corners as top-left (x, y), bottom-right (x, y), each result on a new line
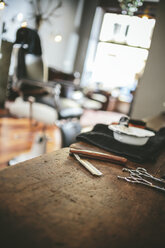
top-left (13, 78), bottom-right (59, 91)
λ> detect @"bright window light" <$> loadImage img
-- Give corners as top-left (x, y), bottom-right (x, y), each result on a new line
top-left (90, 13), bottom-right (156, 93)
top-left (99, 13), bottom-right (156, 49)
top-left (0, 1), bottom-right (5, 10)
top-left (91, 42), bottom-right (148, 90)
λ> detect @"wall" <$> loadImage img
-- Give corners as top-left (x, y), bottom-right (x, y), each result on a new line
top-left (1, 0), bottom-right (86, 73)
top-left (0, 7), bottom-right (4, 57)
top-left (0, 41), bottom-right (12, 106)
top-left (74, 0), bottom-right (99, 75)
top-left (131, 0), bottom-right (165, 119)
top-left (39, 0), bottom-right (84, 73)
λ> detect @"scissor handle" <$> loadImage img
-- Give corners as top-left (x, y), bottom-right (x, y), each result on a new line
top-left (136, 167), bottom-right (147, 172)
top-left (136, 167), bottom-right (149, 175)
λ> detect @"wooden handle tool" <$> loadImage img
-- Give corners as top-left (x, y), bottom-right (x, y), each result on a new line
top-left (70, 148), bottom-right (127, 165)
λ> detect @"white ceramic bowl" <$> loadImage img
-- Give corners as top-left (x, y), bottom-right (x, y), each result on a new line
top-left (108, 124), bottom-right (155, 146)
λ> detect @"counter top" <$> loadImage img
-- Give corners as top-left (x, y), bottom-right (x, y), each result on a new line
top-left (0, 141), bottom-right (165, 247)
top-left (0, 113), bottom-right (165, 247)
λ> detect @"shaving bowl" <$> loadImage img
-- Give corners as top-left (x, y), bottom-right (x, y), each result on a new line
top-left (108, 124), bottom-right (155, 146)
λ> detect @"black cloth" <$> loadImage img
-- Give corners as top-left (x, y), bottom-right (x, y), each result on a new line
top-left (15, 27), bottom-right (42, 55)
top-left (17, 47), bottom-right (26, 79)
top-left (76, 124), bottom-right (165, 163)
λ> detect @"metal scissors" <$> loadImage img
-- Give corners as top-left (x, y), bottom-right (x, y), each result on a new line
top-left (118, 167), bottom-right (165, 193)
top-left (123, 167), bottom-right (165, 184)
top-left (118, 173), bottom-right (165, 193)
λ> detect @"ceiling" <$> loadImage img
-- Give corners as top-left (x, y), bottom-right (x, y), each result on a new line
top-left (99, 0), bottom-right (160, 18)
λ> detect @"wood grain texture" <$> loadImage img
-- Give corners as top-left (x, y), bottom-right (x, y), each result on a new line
top-left (0, 113), bottom-right (165, 248)
top-left (0, 117), bottom-right (61, 169)
top-left (0, 146), bottom-right (165, 248)
top-left (70, 147), bottom-right (127, 165)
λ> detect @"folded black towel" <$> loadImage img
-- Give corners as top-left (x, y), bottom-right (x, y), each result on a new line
top-left (76, 124), bottom-right (165, 163)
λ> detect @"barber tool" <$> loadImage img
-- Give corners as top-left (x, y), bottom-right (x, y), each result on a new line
top-left (70, 148), bottom-right (127, 165)
top-left (123, 167), bottom-right (165, 184)
top-left (109, 123), bottom-right (155, 146)
top-left (73, 154), bottom-right (103, 176)
top-left (118, 167), bottom-right (165, 193)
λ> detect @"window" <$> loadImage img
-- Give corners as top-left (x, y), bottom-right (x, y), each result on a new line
top-left (83, 12), bottom-right (156, 103)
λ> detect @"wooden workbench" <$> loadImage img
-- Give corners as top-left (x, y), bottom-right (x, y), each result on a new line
top-left (0, 114), bottom-right (165, 248)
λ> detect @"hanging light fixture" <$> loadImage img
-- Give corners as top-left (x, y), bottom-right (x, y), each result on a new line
top-left (0, 0), bottom-right (8, 10)
top-left (118, 0), bottom-right (144, 16)
top-left (0, 1), bottom-right (5, 10)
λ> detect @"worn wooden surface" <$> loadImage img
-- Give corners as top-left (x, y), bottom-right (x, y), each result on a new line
top-left (0, 113), bottom-right (165, 248)
top-left (0, 143), bottom-right (165, 248)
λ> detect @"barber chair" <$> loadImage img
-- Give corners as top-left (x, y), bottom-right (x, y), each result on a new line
top-left (85, 89), bottom-right (111, 111)
top-left (7, 27), bottom-right (83, 165)
top-left (7, 27), bottom-right (83, 123)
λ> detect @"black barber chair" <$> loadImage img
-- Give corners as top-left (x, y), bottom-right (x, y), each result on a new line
top-left (7, 28), bottom-right (83, 166)
top-left (7, 27), bottom-right (83, 122)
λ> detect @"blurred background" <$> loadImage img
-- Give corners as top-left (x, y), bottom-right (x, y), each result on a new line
top-left (0, 0), bottom-right (164, 168)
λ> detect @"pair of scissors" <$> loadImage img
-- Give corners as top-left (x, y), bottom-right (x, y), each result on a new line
top-left (123, 167), bottom-right (165, 184)
top-left (118, 167), bottom-right (165, 193)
